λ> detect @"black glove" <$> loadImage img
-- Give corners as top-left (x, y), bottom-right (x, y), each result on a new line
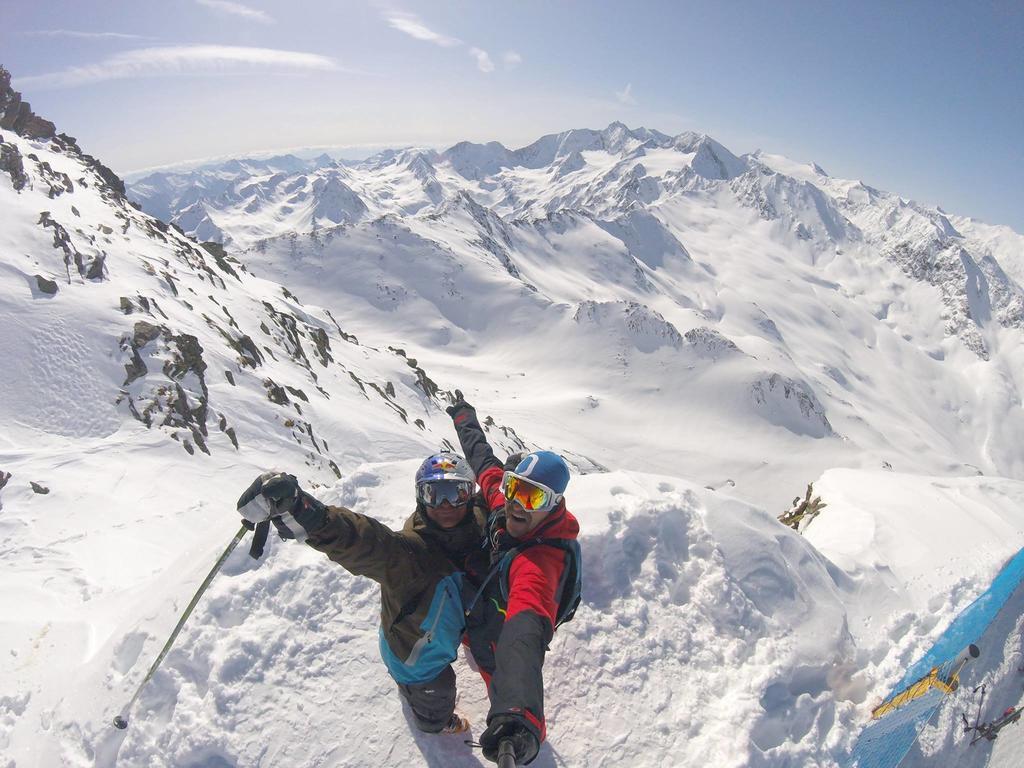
top-left (503, 452), bottom-right (525, 472)
top-left (481, 715), bottom-right (539, 765)
top-left (236, 471), bottom-right (327, 542)
top-left (445, 388), bottom-right (472, 417)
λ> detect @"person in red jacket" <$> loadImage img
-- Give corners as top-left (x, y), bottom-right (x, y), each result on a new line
top-left (446, 392), bottom-right (580, 766)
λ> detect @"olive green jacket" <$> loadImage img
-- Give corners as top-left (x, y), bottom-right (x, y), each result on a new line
top-left (304, 501), bottom-right (487, 665)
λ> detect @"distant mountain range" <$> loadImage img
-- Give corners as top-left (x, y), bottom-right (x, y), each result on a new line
top-left (128, 122), bottom-right (1024, 366)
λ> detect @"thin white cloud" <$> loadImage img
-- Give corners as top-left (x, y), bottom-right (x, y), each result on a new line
top-left (195, 0), bottom-right (274, 24)
top-left (26, 29), bottom-right (152, 40)
top-left (502, 51), bottom-right (522, 70)
top-left (14, 46), bottom-right (341, 90)
top-left (382, 9), bottom-right (504, 75)
top-left (616, 83), bottom-right (637, 105)
top-left (384, 11), bottom-right (461, 47)
top-left (469, 47), bottom-right (495, 73)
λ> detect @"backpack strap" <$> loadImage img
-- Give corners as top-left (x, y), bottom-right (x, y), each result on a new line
top-left (463, 545), bottom-right (522, 619)
top-left (464, 537), bottom-right (582, 626)
top-left (500, 538), bottom-right (581, 627)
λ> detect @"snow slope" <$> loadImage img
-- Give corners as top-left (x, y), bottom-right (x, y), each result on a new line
top-left (2, 73), bottom-right (1024, 766)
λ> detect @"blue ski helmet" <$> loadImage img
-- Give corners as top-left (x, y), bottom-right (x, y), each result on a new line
top-left (415, 452), bottom-right (475, 487)
top-left (511, 451), bottom-right (570, 495)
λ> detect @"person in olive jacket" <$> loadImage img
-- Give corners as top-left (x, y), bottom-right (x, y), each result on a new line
top-left (235, 452), bottom-right (488, 735)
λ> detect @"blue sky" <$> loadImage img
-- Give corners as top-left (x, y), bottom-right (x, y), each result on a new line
top-left (3, 1), bottom-right (1022, 231)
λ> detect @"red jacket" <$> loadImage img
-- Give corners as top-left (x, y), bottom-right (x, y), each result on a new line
top-left (477, 464), bottom-right (580, 628)
top-left (450, 405), bottom-right (579, 746)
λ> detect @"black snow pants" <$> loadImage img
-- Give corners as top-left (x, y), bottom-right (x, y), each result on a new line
top-left (396, 664), bottom-right (457, 733)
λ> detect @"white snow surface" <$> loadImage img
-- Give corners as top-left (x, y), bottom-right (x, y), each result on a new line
top-left (1, 120), bottom-right (1024, 767)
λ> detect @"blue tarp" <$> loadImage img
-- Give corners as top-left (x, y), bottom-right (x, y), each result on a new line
top-left (849, 688), bottom-right (946, 768)
top-left (846, 545), bottom-right (1024, 768)
top-left (896, 547), bottom-right (1024, 690)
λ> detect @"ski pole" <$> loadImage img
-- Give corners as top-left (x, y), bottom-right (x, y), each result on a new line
top-left (112, 523), bottom-right (249, 729)
top-left (497, 739), bottom-right (517, 768)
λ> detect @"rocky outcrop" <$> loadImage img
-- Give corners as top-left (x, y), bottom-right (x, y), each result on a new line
top-left (199, 241), bottom-right (242, 280)
top-left (750, 373), bottom-right (833, 438)
top-left (0, 139), bottom-right (28, 191)
top-left (0, 67), bottom-right (55, 140)
top-left (38, 211), bottom-right (92, 281)
top-left (34, 275), bottom-right (58, 295)
top-left (574, 300), bottom-right (683, 353)
top-left (264, 379), bottom-right (290, 405)
top-left (684, 327), bottom-right (741, 359)
top-left (433, 191), bottom-right (521, 280)
top-left (119, 322), bottom-right (212, 454)
top-left (731, 166), bottom-right (858, 244)
top-left (882, 237), bottom-right (1024, 359)
top-left (387, 347), bottom-right (445, 402)
top-left (51, 133), bottom-right (126, 200)
top-left (24, 155), bottom-right (73, 198)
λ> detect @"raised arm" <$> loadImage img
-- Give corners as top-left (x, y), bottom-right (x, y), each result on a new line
top-left (445, 392), bottom-right (506, 512)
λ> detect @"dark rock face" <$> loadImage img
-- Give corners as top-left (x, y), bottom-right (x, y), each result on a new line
top-left (119, 323), bottom-right (212, 454)
top-left (37, 211), bottom-right (106, 282)
top-left (30, 481), bottom-right (50, 494)
top-left (26, 155), bottom-right (74, 198)
top-left (85, 252), bottom-right (106, 280)
top-left (122, 321), bottom-right (162, 385)
top-left (51, 133), bottom-right (126, 199)
top-left (200, 241), bottom-right (241, 280)
top-left (0, 139), bottom-right (29, 191)
top-left (35, 275), bottom-right (58, 294)
top-left (0, 68), bottom-right (56, 140)
top-left (264, 379), bottom-right (290, 405)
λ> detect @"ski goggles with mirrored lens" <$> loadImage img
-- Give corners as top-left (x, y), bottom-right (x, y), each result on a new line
top-left (418, 479), bottom-right (473, 508)
top-left (501, 473), bottom-right (561, 514)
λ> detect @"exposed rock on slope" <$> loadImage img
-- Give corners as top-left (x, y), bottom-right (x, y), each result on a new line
top-left (574, 300), bottom-right (684, 354)
top-left (750, 373), bottom-right (833, 438)
top-left (0, 66), bottom-right (55, 140)
top-left (0, 81), bottom-right (484, 472)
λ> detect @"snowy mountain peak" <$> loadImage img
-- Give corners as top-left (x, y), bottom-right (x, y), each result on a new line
top-left (514, 122), bottom-right (662, 168)
top-left (124, 122), bottom-right (1024, 364)
top-left (676, 133), bottom-right (747, 180)
top-left (311, 152), bottom-right (338, 169)
top-left (310, 174), bottom-right (368, 225)
top-left (442, 140), bottom-right (516, 180)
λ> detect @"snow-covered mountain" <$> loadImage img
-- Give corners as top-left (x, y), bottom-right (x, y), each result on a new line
top-left (4, 63), bottom-right (1024, 767)
top-left (129, 120), bottom-right (1024, 502)
top-left (131, 122), bottom-right (1024, 365)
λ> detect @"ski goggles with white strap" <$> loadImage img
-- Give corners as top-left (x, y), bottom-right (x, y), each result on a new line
top-left (418, 479), bottom-right (473, 508)
top-left (501, 472), bottom-right (562, 514)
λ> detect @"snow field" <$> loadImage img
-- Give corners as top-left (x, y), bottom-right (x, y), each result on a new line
top-left (61, 462), bottom-right (1020, 768)
top-left (29, 463), bottom-right (862, 767)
